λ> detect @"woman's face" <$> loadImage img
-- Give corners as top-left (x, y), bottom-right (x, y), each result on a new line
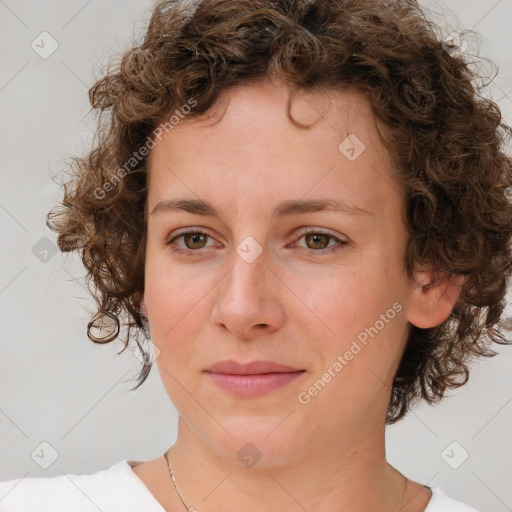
top-left (143, 79), bottom-right (416, 465)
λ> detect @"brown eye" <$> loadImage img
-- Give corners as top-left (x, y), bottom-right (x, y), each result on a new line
top-left (293, 229), bottom-right (348, 255)
top-left (167, 230), bottom-right (216, 254)
top-left (182, 232), bottom-right (208, 250)
top-left (304, 232), bottom-right (331, 250)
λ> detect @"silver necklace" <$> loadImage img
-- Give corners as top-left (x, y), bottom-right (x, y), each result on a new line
top-left (164, 448), bottom-right (409, 511)
top-left (164, 449), bottom-right (198, 512)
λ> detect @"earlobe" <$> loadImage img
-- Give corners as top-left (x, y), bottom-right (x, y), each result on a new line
top-left (406, 270), bottom-right (465, 329)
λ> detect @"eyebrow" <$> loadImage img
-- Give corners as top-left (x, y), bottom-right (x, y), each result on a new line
top-left (149, 198), bottom-right (372, 219)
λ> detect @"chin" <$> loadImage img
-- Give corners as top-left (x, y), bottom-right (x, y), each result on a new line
top-left (198, 415), bottom-right (312, 468)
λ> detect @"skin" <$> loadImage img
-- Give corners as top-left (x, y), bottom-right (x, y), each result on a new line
top-left (135, 77), bottom-right (461, 511)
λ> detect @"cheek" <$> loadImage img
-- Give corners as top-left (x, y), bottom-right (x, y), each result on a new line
top-left (298, 279), bottom-right (406, 419)
top-left (304, 269), bottom-right (391, 338)
top-left (144, 261), bottom-right (203, 358)
top-left (300, 261), bottom-right (407, 371)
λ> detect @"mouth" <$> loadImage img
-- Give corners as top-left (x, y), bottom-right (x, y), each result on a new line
top-left (204, 360), bottom-right (306, 397)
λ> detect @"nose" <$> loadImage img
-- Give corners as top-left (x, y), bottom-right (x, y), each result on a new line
top-left (210, 240), bottom-right (286, 342)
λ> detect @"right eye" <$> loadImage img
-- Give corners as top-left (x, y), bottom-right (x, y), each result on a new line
top-left (167, 229), bottom-right (219, 254)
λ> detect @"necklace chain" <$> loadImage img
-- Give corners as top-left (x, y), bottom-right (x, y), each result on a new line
top-left (164, 448), bottom-right (408, 512)
top-left (164, 449), bottom-right (197, 512)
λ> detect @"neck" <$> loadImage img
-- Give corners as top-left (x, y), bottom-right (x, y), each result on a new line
top-left (167, 416), bottom-right (405, 512)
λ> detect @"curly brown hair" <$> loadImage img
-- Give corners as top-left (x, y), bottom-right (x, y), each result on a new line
top-left (46, 0), bottom-right (512, 424)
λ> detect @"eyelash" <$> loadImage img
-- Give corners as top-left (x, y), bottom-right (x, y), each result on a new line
top-left (166, 228), bottom-right (348, 256)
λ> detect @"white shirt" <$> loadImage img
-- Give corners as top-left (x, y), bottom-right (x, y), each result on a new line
top-left (0, 459), bottom-right (480, 511)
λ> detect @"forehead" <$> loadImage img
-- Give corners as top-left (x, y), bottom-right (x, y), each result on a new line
top-left (146, 79), bottom-right (402, 220)
top-left (150, 79), bottom-right (384, 154)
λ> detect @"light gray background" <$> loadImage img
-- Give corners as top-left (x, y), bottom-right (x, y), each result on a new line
top-left (1, 1), bottom-right (511, 510)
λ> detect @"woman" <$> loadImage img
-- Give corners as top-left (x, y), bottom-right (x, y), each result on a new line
top-left (1, 0), bottom-right (510, 510)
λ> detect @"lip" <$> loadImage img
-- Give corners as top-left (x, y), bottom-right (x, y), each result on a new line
top-left (204, 360), bottom-right (305, 397)
top-left (205, 359), bottom-right (303, 375)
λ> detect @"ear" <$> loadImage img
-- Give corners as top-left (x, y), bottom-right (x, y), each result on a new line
top-left (406, 268), bottom-right (465, 329)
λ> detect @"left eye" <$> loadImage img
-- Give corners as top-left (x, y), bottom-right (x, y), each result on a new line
top-left (292, 229), bottom-right (347, 253)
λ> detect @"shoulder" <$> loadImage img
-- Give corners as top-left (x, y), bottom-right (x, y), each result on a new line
top-left (425, 487), bottom-right (480, 512)
top-left (0, 460), bottom-right (165, 512)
